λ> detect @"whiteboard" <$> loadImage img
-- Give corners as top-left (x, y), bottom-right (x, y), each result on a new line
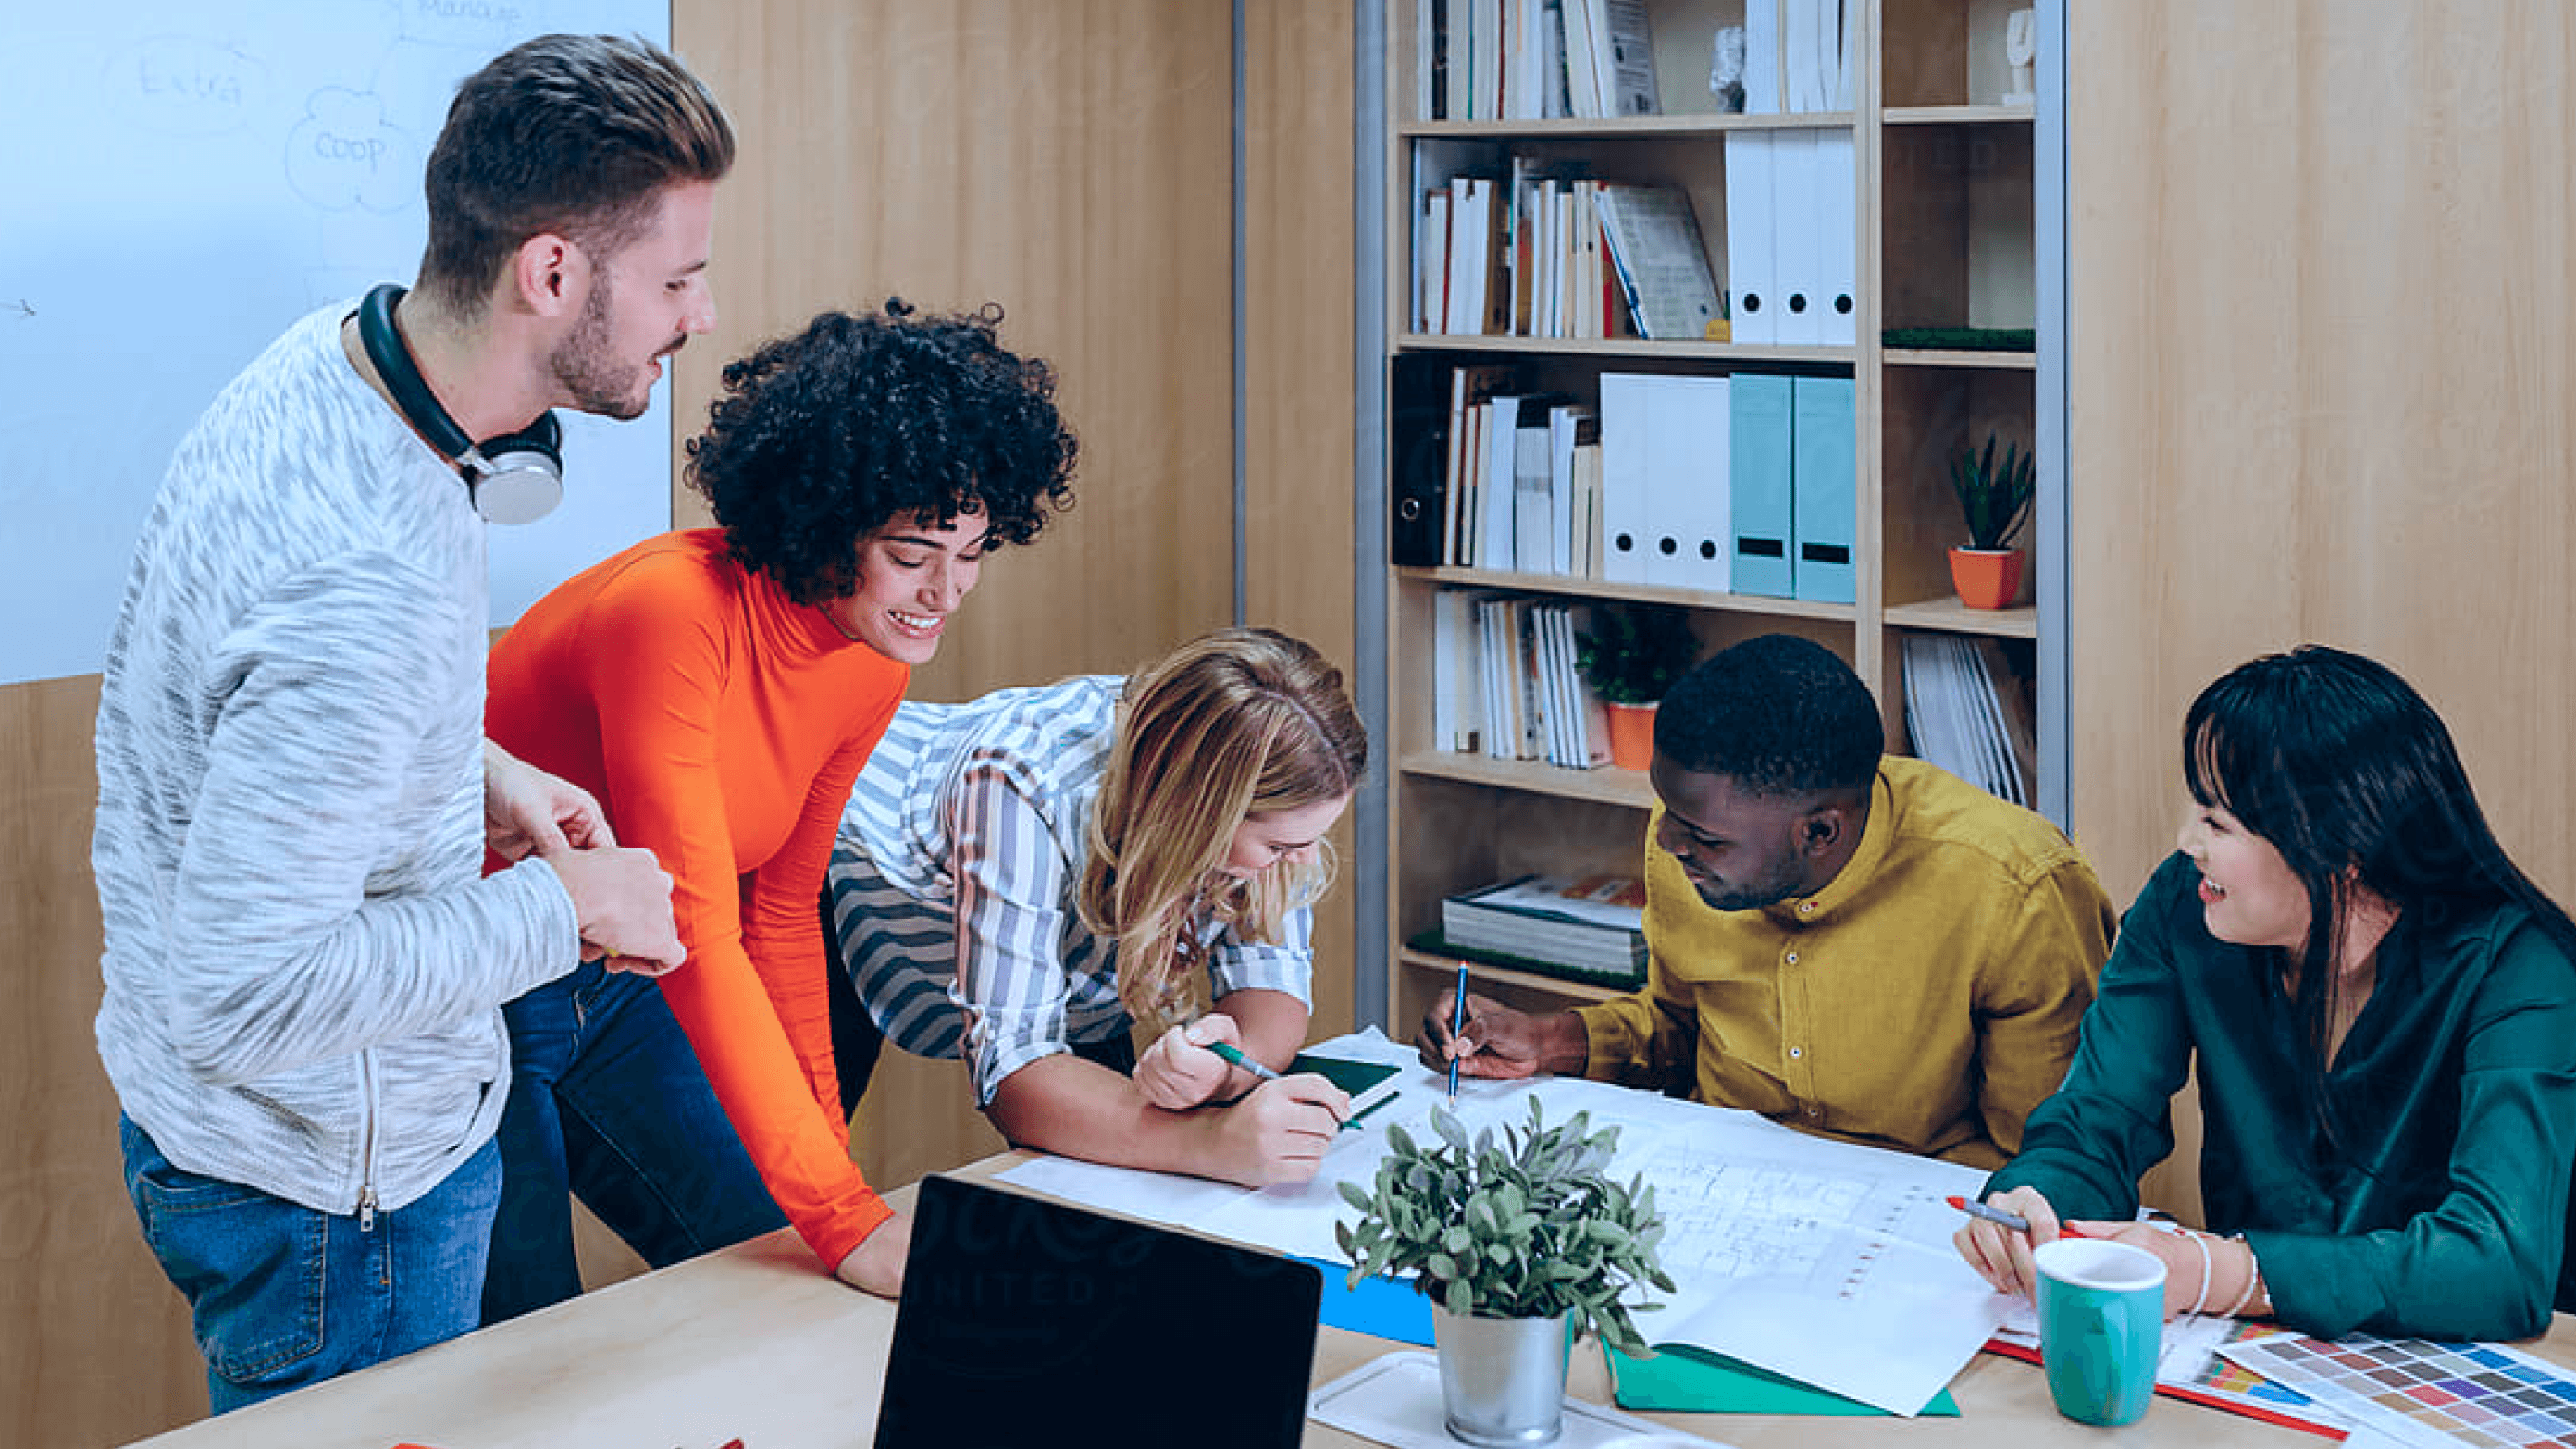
top-left (0, 0), bottom-right (676, 686)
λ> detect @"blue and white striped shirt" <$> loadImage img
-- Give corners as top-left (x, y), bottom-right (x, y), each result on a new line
top-left (826, 675), bottom-right (1313, 1105)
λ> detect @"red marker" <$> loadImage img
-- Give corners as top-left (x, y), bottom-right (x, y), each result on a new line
top-left (1945, 1194), bottom-right (2092, 1238)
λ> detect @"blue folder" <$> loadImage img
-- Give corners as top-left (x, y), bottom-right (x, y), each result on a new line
top-left (1299, 1258), bottom-right (1437, 1346)
top-left (1728, 372), bottom-right (1795, 597)
top-left (1790, 375), bottom-right (1855, 604)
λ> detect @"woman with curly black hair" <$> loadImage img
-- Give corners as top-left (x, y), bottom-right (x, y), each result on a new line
top-left (478, 300), bottom-right (1076, 1319)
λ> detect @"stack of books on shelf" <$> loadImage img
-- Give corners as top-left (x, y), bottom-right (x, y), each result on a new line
top-left (1413, 155), bottom-right (1720, 343)
top-left (1435, 365), bottom-right (1604, 574)
top-left (1388, 360), bottom-right (1857, 608)
top-left (1432, 593), bottom-right (1614, 771)
top-left (1438, 873), bottom-right (1649, 985)
top-left (1901, 634), bottom-right (2037, 808)
top-left (1735, 0), bottom-right (1857, 115)
top-left (1414, 0), bottom-right (1660, 123)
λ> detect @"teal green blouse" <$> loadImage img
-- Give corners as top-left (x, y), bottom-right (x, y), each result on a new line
top-left (1988, 852), bottom-right (2576, 1341)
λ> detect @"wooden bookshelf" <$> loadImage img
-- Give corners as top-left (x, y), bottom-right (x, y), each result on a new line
top-left (1377, 0), bottom-right (2058, 1010)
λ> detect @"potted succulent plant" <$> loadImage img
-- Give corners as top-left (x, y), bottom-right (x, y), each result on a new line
top-left (1947, 433), bottom-right (2036, 609)
top-left (1574, 603), bottom-right (1698, 771)
top-left (1338, 1099), bottom-right (1673, 1446)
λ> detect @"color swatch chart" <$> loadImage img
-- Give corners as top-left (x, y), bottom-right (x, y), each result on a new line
top-left (2196, 1344), bottom-right (2334, 1414)
top-left (2221, 1333), bottom-right (2576, 1449)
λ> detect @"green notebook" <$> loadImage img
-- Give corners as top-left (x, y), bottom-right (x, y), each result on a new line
top-left (1298, 1041), bottom-right (1401, 1087)
top-left (1607, 1342), bottom-right (1961, 1418)
top-left (1288, 1051), bottom-right (1403, 1112)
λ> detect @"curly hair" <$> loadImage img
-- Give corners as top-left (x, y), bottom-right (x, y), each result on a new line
top-left (1653, 633), bottom-right (1881, 797)
top-left (685, 300), bottom-right (1079, 607)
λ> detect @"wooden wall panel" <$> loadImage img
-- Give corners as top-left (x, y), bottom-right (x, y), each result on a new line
top-left (2066, 2), bottom-right (2576, 902)
top-left (2066, 3), bottom-right (2576, 1220)
top-left (1, 676), bottom-right (207, 1443)
top-left (1243, 0), bottom-right (1360, 1035)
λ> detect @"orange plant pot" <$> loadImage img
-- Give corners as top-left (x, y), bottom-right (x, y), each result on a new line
top-left (1604, 701), bottom-right (1657, 771)
top-left (1948, 547), bottom-right (2025, 610)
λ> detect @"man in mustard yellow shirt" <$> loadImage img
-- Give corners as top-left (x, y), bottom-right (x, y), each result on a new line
top-left (1419, 634), bottom-right (2114, 1169)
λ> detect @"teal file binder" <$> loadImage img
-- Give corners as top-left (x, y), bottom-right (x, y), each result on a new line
top-left (1728, 372), bottom-right (1795, 597)
top-left (1790, 375), bottom-right (1856, 603)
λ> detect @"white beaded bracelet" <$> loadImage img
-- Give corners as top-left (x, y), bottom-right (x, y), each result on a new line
top-left (2178, 1226), bottom-right (2215, 1316)
top-left (2220, 1237), bottom-right (2262, 1318)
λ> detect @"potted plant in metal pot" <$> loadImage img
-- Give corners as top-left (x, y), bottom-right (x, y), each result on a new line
top-left (1946, 433), bottom-right (2036, 609)
top-left (1338, 1099), bottom-right (1672, 1446)
top-left (1574, 603), bottom-right (1698, 771)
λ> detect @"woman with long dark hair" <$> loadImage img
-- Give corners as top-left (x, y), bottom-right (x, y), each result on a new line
top-left (1956, 645), bottom-right (2576, 1341)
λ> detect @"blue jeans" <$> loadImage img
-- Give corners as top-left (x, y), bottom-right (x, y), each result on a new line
top-left (121, 1116), bottom-right (499, 1414)
top-left (484, 960), bottom-right (786, 1325)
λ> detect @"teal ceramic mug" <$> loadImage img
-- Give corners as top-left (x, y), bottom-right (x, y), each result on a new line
top-left (2034, 1236), bottom-right (2165, 1427)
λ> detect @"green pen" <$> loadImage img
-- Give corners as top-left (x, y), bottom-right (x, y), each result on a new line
top-left (1207, 1038), bottom-right (1381, 1133)
top-left (1205, 1038), bottom-right (1281, 1082)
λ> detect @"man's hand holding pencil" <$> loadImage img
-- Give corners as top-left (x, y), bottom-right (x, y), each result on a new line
top-left (1413, 981), bottom-right (1590, 1082)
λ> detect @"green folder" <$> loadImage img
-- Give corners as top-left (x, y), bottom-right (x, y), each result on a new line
top-left (1606, 1342), bottom-right (1961, 1418)
top-left (1287, 1051), bottom-right (1402, 1101)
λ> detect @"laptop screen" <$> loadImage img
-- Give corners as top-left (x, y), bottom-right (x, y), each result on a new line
top-left (874, 1175), bottom-right (1323, 1449)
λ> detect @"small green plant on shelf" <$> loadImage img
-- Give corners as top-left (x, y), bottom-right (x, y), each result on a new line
top-left (1574, 603), bottom-right (1697, 706)
top-left (1336, 1097), bottom-right (1674, 1356)
top-left (1948, 433), bottom-right (2036, 551)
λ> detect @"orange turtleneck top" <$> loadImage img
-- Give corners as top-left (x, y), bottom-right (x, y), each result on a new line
top-left (486, 529), bottom-right (904, 1270)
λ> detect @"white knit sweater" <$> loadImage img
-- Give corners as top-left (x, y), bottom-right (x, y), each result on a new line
top-left (93, 303), bottom-right (578, 1217)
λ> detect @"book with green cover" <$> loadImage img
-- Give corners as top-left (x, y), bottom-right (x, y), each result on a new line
top-left (1406, 929), bottom-right (1644, 990)
top-left (1287, 1051), bottom-right (1404, 1111)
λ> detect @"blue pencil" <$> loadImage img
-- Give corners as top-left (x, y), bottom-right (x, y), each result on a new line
top-left (1446, 961), bottom-right (1469, 1105)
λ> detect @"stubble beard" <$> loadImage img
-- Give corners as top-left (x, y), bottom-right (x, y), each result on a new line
top-left (548, 276), bottom-right (662, 421)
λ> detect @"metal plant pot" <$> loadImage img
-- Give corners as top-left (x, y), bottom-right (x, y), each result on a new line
top-left (1431, 1305), bottom-right (1572, 1446)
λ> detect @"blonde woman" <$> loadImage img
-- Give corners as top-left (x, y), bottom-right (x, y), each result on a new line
top-left (824, 627), bottom-right (1368, 1185)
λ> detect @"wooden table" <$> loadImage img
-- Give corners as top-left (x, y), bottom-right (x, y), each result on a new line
top-left (125, 1158), bottom-right (2576, 1448)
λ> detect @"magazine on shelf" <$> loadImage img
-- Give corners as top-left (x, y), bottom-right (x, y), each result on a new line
top-left (1441, 873), bottom-right (1647, 979)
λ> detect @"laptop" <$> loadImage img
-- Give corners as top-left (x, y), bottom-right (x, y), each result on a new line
top-left (873, 1174), bottom-right (1324, 1449)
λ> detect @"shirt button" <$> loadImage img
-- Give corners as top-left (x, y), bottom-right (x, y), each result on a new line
top-left (1808, 1107), bottom-right (1823, 1118)
top-left (1798, 901), bottom-right (1815, 916)
top-left (1783, 950), bottom-right (1800, 966)
top-left (1789, 1046), bottom-right (1803, 1059)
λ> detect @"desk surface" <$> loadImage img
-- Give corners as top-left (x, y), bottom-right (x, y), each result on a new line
top-left (127, 1158), bottom-right (2576, 1449)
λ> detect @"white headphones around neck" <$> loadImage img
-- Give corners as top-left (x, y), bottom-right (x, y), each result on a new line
top-left (353, 283), bottom-right (564, 525)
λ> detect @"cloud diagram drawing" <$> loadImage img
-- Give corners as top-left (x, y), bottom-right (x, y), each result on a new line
top-left (287, 87), bottom-right (419, 213)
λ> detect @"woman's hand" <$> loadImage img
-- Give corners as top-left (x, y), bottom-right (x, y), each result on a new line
top-left (1133, 1014), bottom-right (1245, 1109)
top-left (2073, 1220), bottom-right (2222, 1319)
top-left (1952, 1185), bottom-right (2064, 1299)
top-left (1207, 1074), bottom-right (1350, 1187)
top-left (834, 1209), bottom-right (913, 1299)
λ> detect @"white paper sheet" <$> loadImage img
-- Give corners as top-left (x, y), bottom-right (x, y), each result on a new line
top-left (997, 1031), bottom-right (2006, 1415)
